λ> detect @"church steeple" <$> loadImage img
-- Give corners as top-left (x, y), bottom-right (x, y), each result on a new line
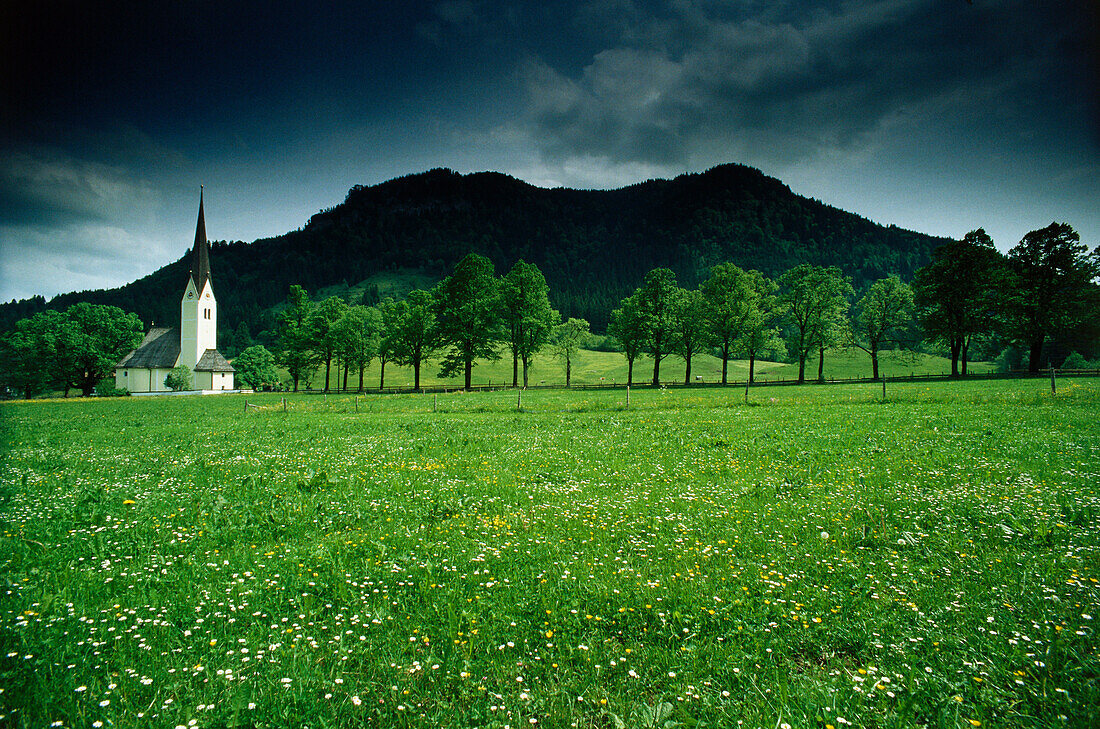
top-left (189, 186), bottom-right (211, 292)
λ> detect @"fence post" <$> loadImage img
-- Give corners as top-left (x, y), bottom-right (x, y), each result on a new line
top-left (517, 389), bottom-right (522, 411)
top-left (626, 385), bottom-right (630, 409)
top-left (434, 393), bottom-right (438, 413)
top-left (1050, 366), bottom-right (1056, 395)
top-left (882, 376), bottom-right (886, 401)
top-left (355, 396), bottom-right (359, 413)
top-left (283, 397), bottom-right (287, 413)
top-left (744, 381), bottom-right (749, 404)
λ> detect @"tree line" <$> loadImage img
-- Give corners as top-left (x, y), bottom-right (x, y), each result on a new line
top-left (1, 222), bottom-right (1096, 398)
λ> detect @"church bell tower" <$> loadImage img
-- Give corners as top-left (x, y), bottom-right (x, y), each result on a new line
top-left (179, 187), bottom-right (218, 371)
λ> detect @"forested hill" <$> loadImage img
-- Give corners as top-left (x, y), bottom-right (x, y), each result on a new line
top-left (2, 164), bottom-right (949, 333)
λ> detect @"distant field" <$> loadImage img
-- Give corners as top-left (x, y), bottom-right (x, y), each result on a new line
top-left (300, 346), bottom-right (993, 391)
top-left (2, 379), bottom-right (1097, 728)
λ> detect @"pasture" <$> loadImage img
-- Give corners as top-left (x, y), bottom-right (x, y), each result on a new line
top-left (1, 379), bottom-right (1098, 728)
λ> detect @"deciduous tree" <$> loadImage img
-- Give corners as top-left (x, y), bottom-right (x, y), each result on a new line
top-left (386, 289), bottom-right (438, 391)
top-left (670, 288), bottom-right (709, 384)
top-left (434, 254), bottom-right (501, 390)
top-left (636, 268), bottom-right (678, 386)
top-left (499, 260), bottom-right (557, 388)
top-left (778, 265), bottom-right (852, 384)
top-left (276, 285), bottom-right (317, 392)
top-left (852, 276), bottom-right (915, 380)
top-left (700, 263), bottom-right (753, 384)
top-left (551, 317), bottom-right (589, 387)
top-left (232, 345), bottom-right (279, 390)
top-left (608, 294), bottom-right (646, 386)
top-left (912, 230), bottom-right (1005, 376)
top-left (1003, 222), bottom-right (1100, 372)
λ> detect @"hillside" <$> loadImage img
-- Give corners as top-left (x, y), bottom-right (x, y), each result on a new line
top-left (1, 164), bottom-right (950, 334)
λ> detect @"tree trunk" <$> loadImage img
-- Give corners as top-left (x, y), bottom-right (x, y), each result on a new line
top-left (1028, 338), bottom-right (1044, 374)
top-left (522, 358), bottom-right (529, 389)
top-left (627, 358), bottom-right (634, 387)
top-left (652, 350), bottom-right (661, 387)
top-left (293, 374), bottom-right (299, 392)
top-left (414, 360), bottom-right (421, 391)
top-left (950, 338), bottom-right (962, 377)
top-left (358, 364), bottom-right (365, 393)
top-left (512, 353), bottom-right (519, 388)
top-left (961, 339), bottom-right (969, 376)
top-left (749, 353), bottom-right (756, 384)
top-left (464, 357), bottom-right (473, 390)
top-left (324, 358), bottom-right (331, 392)
top-left (721, 340), bottom-right (730, 385)
top-left (871, 346), bottom-right (880, 381)
top-left (566, 356), bottom-right (572, 387)
top-left (797, 354), bottom-right (806, 384)
top-left (684, 353), bottom-right (692, 385)
top-left (343, 361), bottom-right (349, 392)
top-left (817, 347), bottom-right (825, 383)
top-left (379, 359), bottom-right (386, 391)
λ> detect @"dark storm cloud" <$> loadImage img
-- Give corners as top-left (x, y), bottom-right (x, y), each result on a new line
top-left (521, 0), bottom-right (1094, 167)
top-left (0, 0), bottom-right (1096, 301)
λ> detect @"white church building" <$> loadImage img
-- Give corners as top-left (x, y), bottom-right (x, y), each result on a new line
top-left (115, 189), bottom-right (235, 393)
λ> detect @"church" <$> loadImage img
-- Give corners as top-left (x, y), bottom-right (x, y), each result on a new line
top-left (114, 189), bottom-right (236, 393)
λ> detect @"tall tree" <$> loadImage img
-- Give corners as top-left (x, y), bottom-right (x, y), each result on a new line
top-left (608, 294), bottom-right (646, 386)
top-left (0, 314), bottom-right (56, 398)
top-left (386, 289), bottom-right (438, 391)
top-left (434, 254), bottom-right (501, 390)
top-left (735, 271), bottom-right (781, 384)
top-left (499, 260), bottom-right (557, 388)
top-left (1003, 222), bottom-right (1100, 372)
top-left (778, 265), bottom-right (852, 384)
top-left (63, 303), bottom-right (144, 396)
top-left (636, 268), bottom-right (679, 386)
top-left (311, 296), bottom-right (348, 392)
top-left (551, 317), bottom-right (589, 387)
top-left (912, 230), bottom-right (1005, 377)
top-left (276, 285), bottom-right (316, 392)
top-left (670, 287), bottom-right (710, 384)
top-left (851, 276), bottom-right (915, 380)
top-left (700, 263), bottom-right (754, 384)
top-left (375, 298), bottom-right (400, 390)
top-left (333, 305), bottom-right (377, 392)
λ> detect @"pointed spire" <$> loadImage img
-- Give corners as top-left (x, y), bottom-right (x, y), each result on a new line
top-left (189, 186), bottom-right (211, 292)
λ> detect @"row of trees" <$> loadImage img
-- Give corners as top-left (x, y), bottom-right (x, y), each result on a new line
top-left (2, 223), bottom-right (1095, 398)
top-left (271, 256), bottom-right (591, 392)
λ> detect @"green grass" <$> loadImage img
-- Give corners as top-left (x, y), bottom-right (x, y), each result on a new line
top-left (1, 379), bottom-right (1097, 728)
top-left (302, 347), bottom-right (991, 391)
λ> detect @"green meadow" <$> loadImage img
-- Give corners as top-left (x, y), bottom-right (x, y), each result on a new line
top-left (1, 379), bottom-right (1098, 728)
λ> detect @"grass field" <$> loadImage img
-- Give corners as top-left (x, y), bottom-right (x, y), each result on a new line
top-left (1, 379), bottom-right (1097, 728)
top-left (302, 347), bottom-right (993, 391)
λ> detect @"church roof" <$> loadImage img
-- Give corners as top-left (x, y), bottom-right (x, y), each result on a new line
top-left (195, 349), bottom-right (235, 372)
top-left (188, 187), bottom-right (211, 292)
top-left (116, 327), bottom-right (180, 369)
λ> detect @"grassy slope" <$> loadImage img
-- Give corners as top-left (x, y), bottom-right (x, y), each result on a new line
top-left (1, 380), bottom-right (1097, 728)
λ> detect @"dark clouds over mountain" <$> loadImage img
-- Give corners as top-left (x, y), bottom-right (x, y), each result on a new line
top-left (1, 0), bottom-right (1096, 301)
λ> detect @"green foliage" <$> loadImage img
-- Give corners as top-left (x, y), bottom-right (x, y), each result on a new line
top-left (1004, 222), bottom-right (1100, 372)
top-left (385, 289), bottom-right (438, 391)
top-left (2, 380), bottom-right (1098, 728)
top-left (551, 317), bottom-right (589, 387)
top-left (276, 285), bottom-right (319, 392)
top-left (607, 294), bottom-right (648, 385)
top-left (164, 364), bottom-right (192, 391)
top-left (853, 276), bottom-right (915, 380)
top-left (434, 254), bottom-right (502, 389)
top-left (778, 265), bottom-right (854, 383)
top-left (500, 260), bottom-right (558, 388)
top-left (912, 229), bottom-right (1006, 377)
top-left (635, 268), bottom-right (680, 386)
top-left (233, 345), bottom-right (280, 390)
top-left (669, 287), bottom-right (709, 384)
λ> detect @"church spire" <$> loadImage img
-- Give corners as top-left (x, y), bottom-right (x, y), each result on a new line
top-left (189, 186), bottom-right (211, 292)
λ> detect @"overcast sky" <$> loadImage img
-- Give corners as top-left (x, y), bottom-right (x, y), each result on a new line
top-left (1, 0), bottom-right (1096, 302)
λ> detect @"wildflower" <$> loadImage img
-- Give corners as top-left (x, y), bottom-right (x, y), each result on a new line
top-left (351, 696), bottom-right (362, 706)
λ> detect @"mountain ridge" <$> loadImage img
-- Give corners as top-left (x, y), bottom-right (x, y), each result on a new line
top-left (1, 163), bottom-right (951, 335)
